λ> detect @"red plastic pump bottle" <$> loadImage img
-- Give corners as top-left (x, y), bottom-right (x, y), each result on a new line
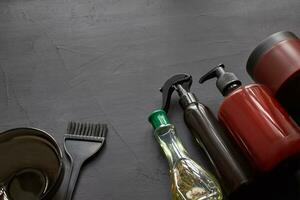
top-left (199, 64), bottom-right (300, 172)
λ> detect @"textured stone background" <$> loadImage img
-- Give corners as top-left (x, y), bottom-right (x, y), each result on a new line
top-left (1, 0), bottom-right (300, 199)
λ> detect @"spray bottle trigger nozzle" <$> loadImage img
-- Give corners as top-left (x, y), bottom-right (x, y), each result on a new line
top-left (160, 74), bottom-right (192, 113)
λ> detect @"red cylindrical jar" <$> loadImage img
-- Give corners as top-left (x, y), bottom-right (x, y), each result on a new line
top-left (219, 84), bottom-right (300, 172)
top-left (246, 31), bottom-right (300, 119)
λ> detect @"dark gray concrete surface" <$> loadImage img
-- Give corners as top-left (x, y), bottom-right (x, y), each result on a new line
top-left (1, 0), bottom-right (300, 199)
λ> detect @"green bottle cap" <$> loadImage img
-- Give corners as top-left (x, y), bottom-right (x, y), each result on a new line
top-left (148, 109), bottom-right (171, 129)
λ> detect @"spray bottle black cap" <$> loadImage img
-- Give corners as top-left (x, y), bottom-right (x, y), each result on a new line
top-left (199, 64), bottom-right (242, 96)
top-left (160, 74), bottom-right (193, 112)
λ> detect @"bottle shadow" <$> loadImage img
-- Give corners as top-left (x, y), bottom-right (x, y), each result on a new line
top-left (231, 156), bottom-right (300, 200)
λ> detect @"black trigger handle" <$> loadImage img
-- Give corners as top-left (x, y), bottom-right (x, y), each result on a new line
top-left (160, 74), bottom-right (192, 113)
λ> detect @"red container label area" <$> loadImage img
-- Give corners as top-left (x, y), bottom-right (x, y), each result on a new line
top-left (219, 84), bottom-right (300, 172)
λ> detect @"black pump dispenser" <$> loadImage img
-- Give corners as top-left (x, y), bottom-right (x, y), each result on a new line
top-left (160, 73), bottom-right (254, 196)
top-left (199, 64), bottom-right (242, 96)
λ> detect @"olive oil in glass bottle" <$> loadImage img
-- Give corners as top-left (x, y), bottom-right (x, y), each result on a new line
top-left (148, 110), bottom-right (223, 200)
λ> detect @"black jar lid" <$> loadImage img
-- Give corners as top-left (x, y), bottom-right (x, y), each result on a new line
top-left (246, 31), bottom-right (298, 77)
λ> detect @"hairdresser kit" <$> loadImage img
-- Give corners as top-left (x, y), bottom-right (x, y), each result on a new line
top-left (2, 30), bottom-right (300, 200)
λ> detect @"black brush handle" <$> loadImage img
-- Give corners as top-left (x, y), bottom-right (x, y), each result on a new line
top-left (65, 158), bottom-right (84, 200)
top-left (62, 122), bottom-right (107, 200)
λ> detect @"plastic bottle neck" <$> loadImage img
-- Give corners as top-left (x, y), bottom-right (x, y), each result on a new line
top-left (154, 124), bottom-right (189, 168)
top-left (223, 83), bottom-right (241, 96)
top-left (176, 84), bottom-right (198, 109)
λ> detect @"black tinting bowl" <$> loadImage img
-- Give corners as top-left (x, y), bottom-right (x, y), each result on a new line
top-left (0, 128), bottom-right (64, 199)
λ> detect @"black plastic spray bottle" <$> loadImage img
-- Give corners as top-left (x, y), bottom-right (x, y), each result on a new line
top-left (160, 74), bottom-right (254, 195)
